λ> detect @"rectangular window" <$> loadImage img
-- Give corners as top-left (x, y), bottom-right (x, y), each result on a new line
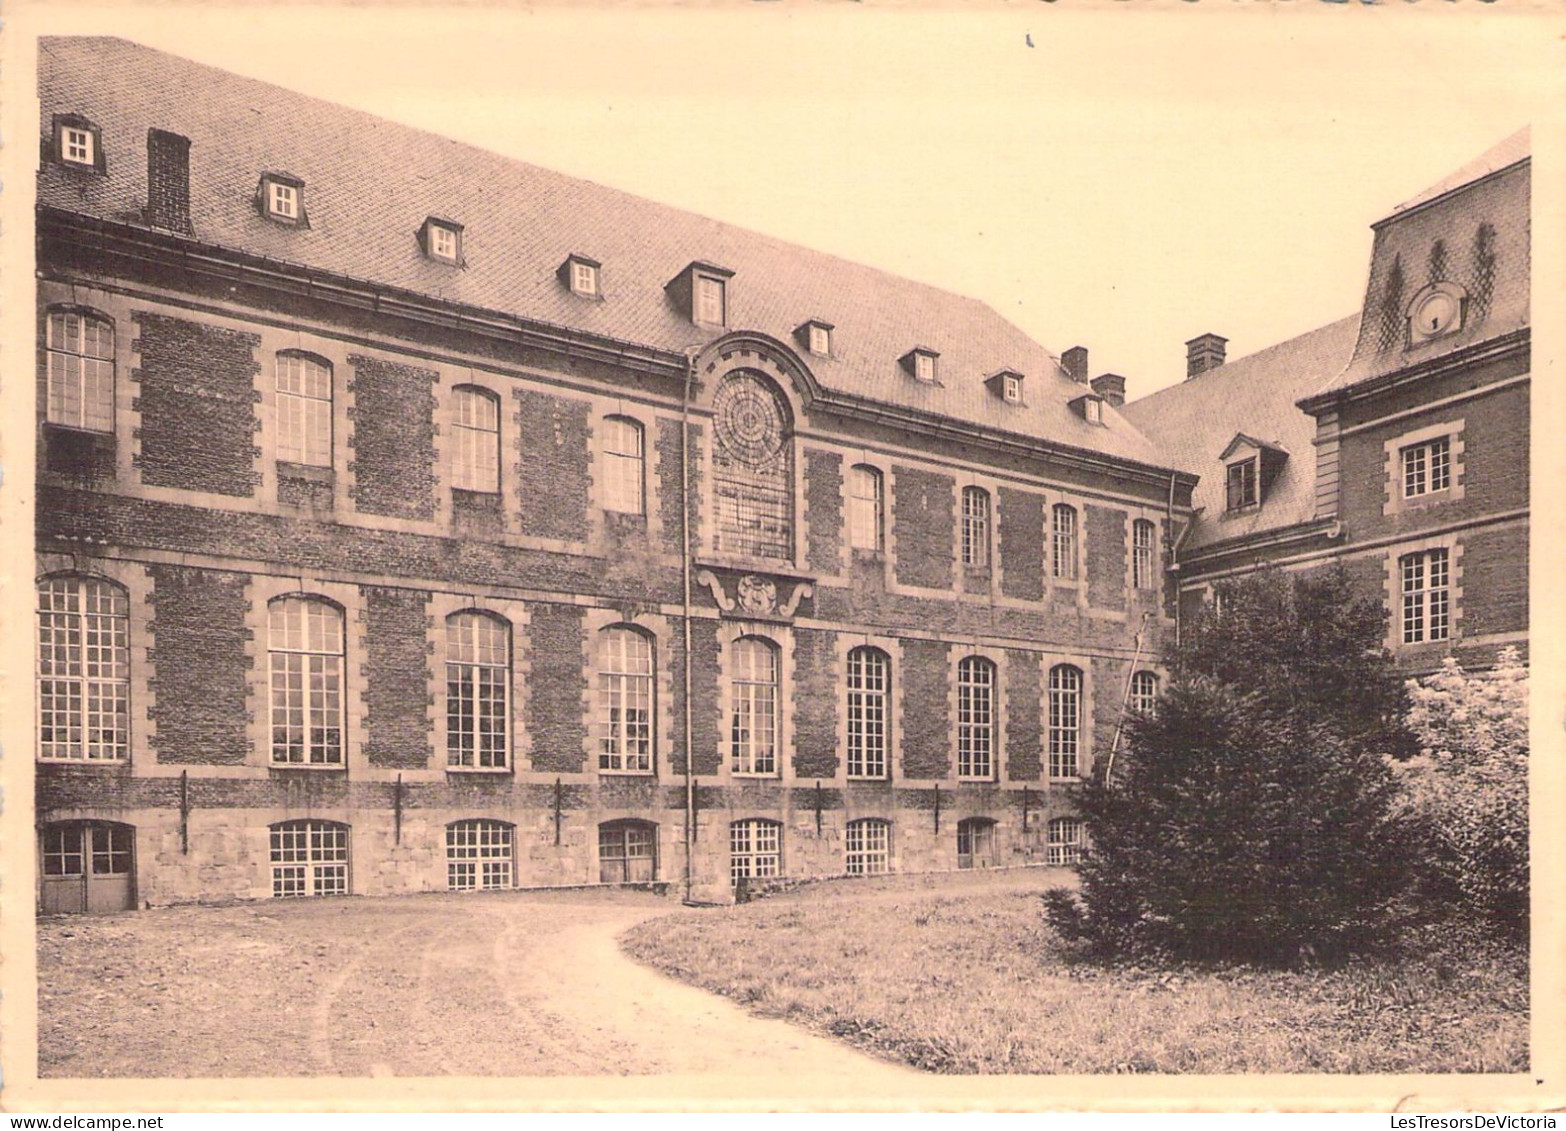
top-left (63, 127), bottom-right (95, 166)
top-left (730, 819), bottom-right (781, 883)
top-left (447, 821), bottom-right (514, 891)
top-left (846, 647), bottom-right (889, 779)
top-left (1048, 666), bottom-right (1081, 779)
top-left (1046, 818), bottom-right (1084, 866)
top-left (38, 577), bottom-right (130, 761)
top-left (845, 821), bottom-right (890, 876)
top-left (848, 466), bottom-right (884, 552)
top-left (962, 488), bottom-right (990, 569)
top-left (268, 181), bottom-right (299, 220)
top-left (1402, 437), bottom-right (1452, 498)
top-left (1132, 520), bottom-right (1158, 590)
top-left (602, 417), bottom-right (646, 515)
top-left (957, 658), bottom-right (995, 780)
top-left (696, 276), bottom-right (726, 325)
top-left (270, 822), bottom-right (348, 897)
top-left (1003, 375), bottom-right (1022, 403)
top-left (1401, 548), bottom-right (1451, 645)
top-left (430, 225), bottom-right (459, 263)
top-left (46, 311), bottom-right (116, 433)
top-left (276, 354), bottom-right (333, 467)
top-left (915, 353), bottom-right (936, 382)
top-left (1226, 459), bottom-right (1258, 511)
top-left (808, 325), bottom-right (831, 355)
top-left (1052, 505), bottom-right (1078, 581)
top-left (572, 261), bottom-right (599, 296)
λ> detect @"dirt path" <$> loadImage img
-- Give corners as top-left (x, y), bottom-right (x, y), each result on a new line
top-left (38, 889), bottom-right (914, 1079)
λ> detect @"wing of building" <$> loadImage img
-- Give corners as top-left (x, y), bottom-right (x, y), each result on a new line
top-left (1125, 129), bottom-right (1528, 674)
top-left (35, 37), bottom-right (1200, 911)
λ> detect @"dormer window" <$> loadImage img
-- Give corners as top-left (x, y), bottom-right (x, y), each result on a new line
top-left (666, 261), bottom-right (735, 327)
top-left (901, 347), bottom-right (940, 384)
top-left (1068, 392), bottom-right (1105, 424)
top-left (985, 369), bottom-right (1026, 404)
top-left (1226, 458), bottom-right (1258, 511)
top-left (1219, 433), bottom-right (1288, 513)
top-left (257, 173), bottom-right (308, 226)
top-left (51, 114), bottom-right (104, 173)
top-left (795, 319), bottom-right (834, 357)
top-left (420, 217), bottom-right (464, 265)
top-left (558, 254), bottom-right (602, 298)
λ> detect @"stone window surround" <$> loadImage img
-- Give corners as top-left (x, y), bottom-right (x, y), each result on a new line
top-left (1381, 533), bottom-right (1464, 653)
top-left (717, 620), bottom-right (795, 780)
top-left (586, 612), bottom-right (674, 778)
top-left (432, 600), bottom-right (519, 774)
top-left (949, 645), bottom-right (1006, 783)
top-left (834, 632), bottom-right (903, 783)
top-left (1383, 418), bottom-right (1466, 517)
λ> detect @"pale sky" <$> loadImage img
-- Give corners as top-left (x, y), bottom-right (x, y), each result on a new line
top-left (16, 3), bottom-right (1562, 399)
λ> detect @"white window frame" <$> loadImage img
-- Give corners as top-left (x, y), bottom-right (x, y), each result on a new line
top-left (37, 575), bottom-right (131, 762)
top-left (848, 465), bottom-right (884, 553)
top-left (846, 646), bottom-right (890, 780)
top-left (1003, 374), bottom-right (1022, 403)
top-left (1084, 397), bottom-right (1102, 424)
top-left (451, 386), bottom-right (501, 494)
top-left (46, 309), bottom-right (116, 433)
top-left (446, 612), bottom-right (511, 770)
top-left (598, 626), bottom-right (654, 773)
top-left (914, 352), bottom-right (936, 383)
top-left (602, 416), bottom-right (646, 516)
top-left (961, 487), bottom-right (991, 569)
top-left (1132, 519), bottom-right (1158, 591)
top-left (730, 818), bottom-right (782, 884)
top-left (1402, 436), bottom-right (1451, 499)
top-left (956, 655), bottom-right (996, 781)
top-left (275, 352), bottom-right (333, 467)
top-left (845, 818), bottom-right (891, 876)
top-left (1048, 664), bottom-right (1083, 780)
top-left (808, 324), bottom-right (831, 356)
top-left (729, 636), bottom-right (780, 776)
top-left (1400, 547), bottom-right (1451, 645)
top-left (695, 275), bottom-right (726, 325)
top-left (572, 260), bottom-right (599, 296)
top-left (446, 819), bottom-right (514, 890)
top-left (270, 820), bottom-right (349, 897)
top-left (62, 126), bottom-right (95, 167)
top-left (1052, 504), bottom-right (1079, 582)
top-left (429, 224), bottom-right (460, 264)
top-left (1129, 670), bottom-right (1158, 716)
top-left (268, 597), bottom-right (346, 766)
top-left (1384, 420), bottom-right (1465, 516)
top-left (268, 180), bottom-right (299, 220)
top-left (1046, 817), bottom-right (1084, 866)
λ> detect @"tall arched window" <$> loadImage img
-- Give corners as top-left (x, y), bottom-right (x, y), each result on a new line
top-left (848, 465), bottom-right (884, 552)
top-left (270, 819), bottom-right (350, 897)
top-left (730, 636), bottom-right (779, 776)
top-left (712, 372), bottom-right (793, 560)
top-left (599, 626), bottom-right (654, 773)
top-left (1132, 519), bottom-right (1158, 590)
top-left (446, 819), bottom-right (514, 890)
top-left (275, 352), bottom-right (333, 467)
top-left (961, 487), bottom-right (991, 568)
top-left (846, 646), bottom-right (890, 779)
top-left (602, 416), bottom-right (646, 515)
top-left (1052, 504), bottom-right (1079, 581)
top-left (1048, 664), bottom-right (1083, 779)
top-left (446, 612), bottom-right (510, 769)
top-left (46, 309), bottom-right (115, 433)
top-left (452, 386), bottom-right (501, 493)
top-left (729, 818), bottom-right (782, 884)
top-left (956, 656), bottom-right (996, 781)
top-left (37, 575), bottom-right (130, 761)
top-left (845, 818), bottom-right (891, 876)
top-left (268, 596), bottom-right (345, 765)
top-left (1129, 671), bottom-right (1158, 716)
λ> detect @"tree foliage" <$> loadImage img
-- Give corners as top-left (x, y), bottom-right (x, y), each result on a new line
top-left (1391, 648), bottom-right (1528, 937)
top-left (1047, 565), bottom-right (1414, 966)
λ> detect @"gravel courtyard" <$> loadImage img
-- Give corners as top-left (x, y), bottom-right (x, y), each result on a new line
top-left (37, 887), bottom-right (915, 1079)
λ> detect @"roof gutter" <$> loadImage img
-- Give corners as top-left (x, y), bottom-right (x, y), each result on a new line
top-left (1297, 328), bottom-right (1529, 415)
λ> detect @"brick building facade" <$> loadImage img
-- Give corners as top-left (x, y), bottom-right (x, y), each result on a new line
top-left (33, 41), bottom-right (1527, 914)
top-left (35, 39), bottom-right (1197, 911)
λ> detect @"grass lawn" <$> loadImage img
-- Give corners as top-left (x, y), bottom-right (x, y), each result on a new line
top-left (620, 871), bottom-right (1527, 1074)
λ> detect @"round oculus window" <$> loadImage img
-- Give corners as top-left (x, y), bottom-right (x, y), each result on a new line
top-left (1413, 290), bottom-right (1460, 338)
top-left (714, 373), bottom-right (787, 470)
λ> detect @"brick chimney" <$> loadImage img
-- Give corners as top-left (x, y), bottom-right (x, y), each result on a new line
top-left (145, 128), bottom-right (193, 234)
top-left (1185, 333), bottom-right (1227, 380)
top-left (1090, 373), bottom-right (1126, 408)
top-left (1061, 346), bottom-right (1089, 384)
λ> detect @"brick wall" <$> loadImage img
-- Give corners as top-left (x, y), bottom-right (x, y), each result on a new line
top-left (361, 586), bottom-right (433, 770)
top-left (132, 312), bottom-right (259, 497)
top-left (891, 466), bottom-right (955, 590)
top-left (1085, 504), bottom-right (1127, 612)
top-left (146, 565), bottom-right (252, 765)
top-left (348, 355), bottom-right (439, 520)
top-left (998, 488), bottom-right (1045, 601)
top-left (1004, 649), bottom-right (1042, 781)
top-left (803, 448), bottom-right (843, 575)
top-left (1455, 524), bottom-right (1527, 640)
top-left (668, 617), bottom-right (722, 775)
top-left (900, 638), bottom-right (951, 778)
top-left (526, 602), bottom-right (587, 772)
top-left (792, 628), bottom-right (839, 779)
top-left (655, 418), bottom-right (702, 556)
top-left (517, 389), bottom-right (592, 542)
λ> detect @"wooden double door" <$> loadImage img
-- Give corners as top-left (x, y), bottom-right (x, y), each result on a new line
top-left (39, 821), bottom-right (136, 914)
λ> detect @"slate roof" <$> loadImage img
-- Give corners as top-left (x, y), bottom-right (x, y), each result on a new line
top-left (38, 37), bottom-right (1163, 468)
top-left (1122, 315), bottom-right (1361, 553)
top-left (1306, 131), bottom-right (1529, 403)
